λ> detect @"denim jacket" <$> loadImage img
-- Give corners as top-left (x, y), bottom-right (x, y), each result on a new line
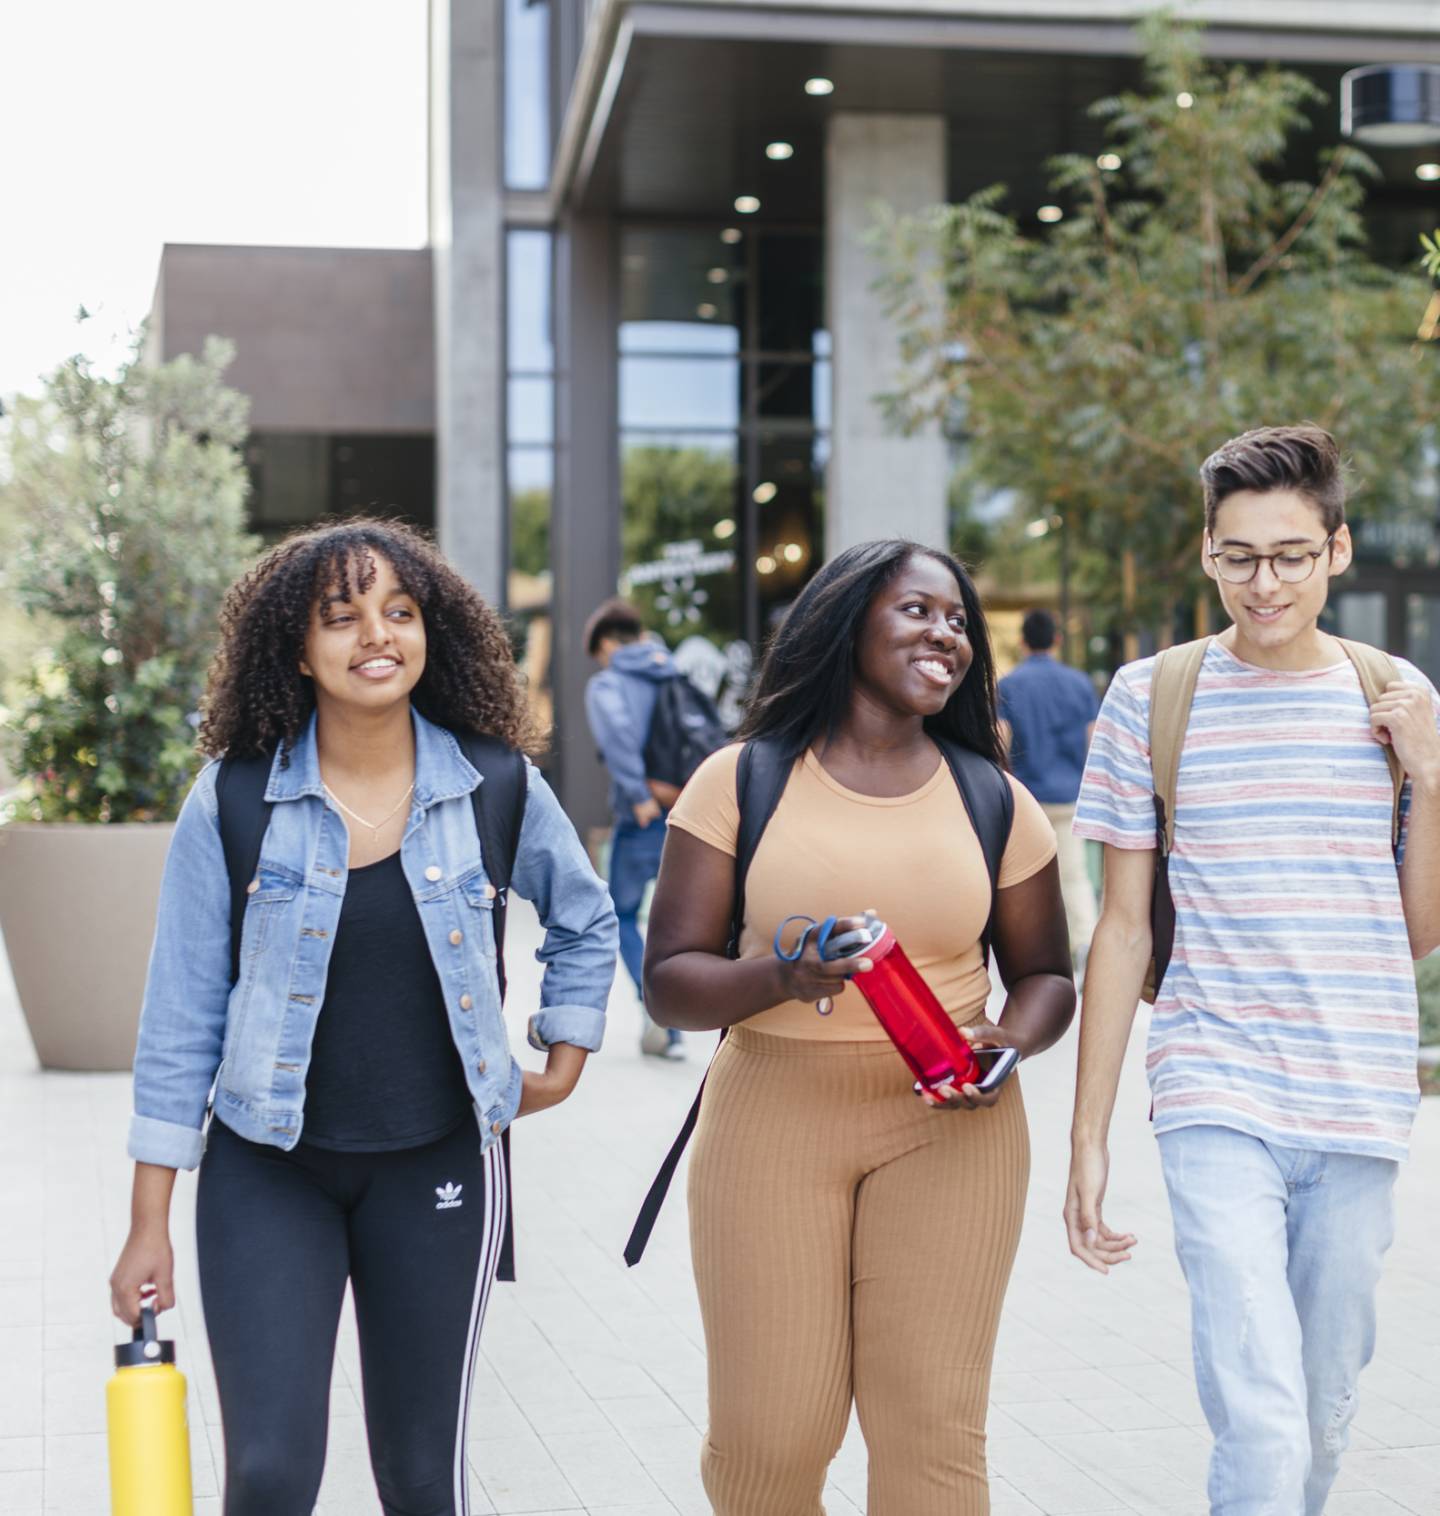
top-left (128, 710), bottom-right (618, 1170)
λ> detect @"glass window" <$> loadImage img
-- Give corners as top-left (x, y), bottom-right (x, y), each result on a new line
top-left (755, 233), bottom-right (823, 353)
top-left (1407, 593), bottom-right (1440, 684)
top-left (508, 447), bottom-right (553, 736)
top-left (507, 230), bottom-right (553, 371)
top-left (508, 377), bottom-right (554, 445)
top-left (1333, 592), bottom-right (1388, 648)
top-left (503, 0), bottom-right (550, 190)
top-left (620, 435), bottom-right (742, 648)
top-left (620, 356), bottom-right (741, 432)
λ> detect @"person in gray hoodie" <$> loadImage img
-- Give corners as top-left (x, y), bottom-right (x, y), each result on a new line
top-left (584, 599), bottom-right (685, 1058)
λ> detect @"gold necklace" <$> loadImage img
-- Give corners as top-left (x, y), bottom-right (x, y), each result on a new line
top-left (323, 781), bottom-right (415, 843)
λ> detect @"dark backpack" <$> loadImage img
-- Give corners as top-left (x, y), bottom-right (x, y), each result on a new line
top-left (623, 733), bottom-right (1014, 1266)
top-left (643, 675), bottom-right (729, 789)
top-left (214, 730), bottom-right (528, 1280)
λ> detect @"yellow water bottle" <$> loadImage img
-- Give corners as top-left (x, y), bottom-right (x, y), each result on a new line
top-left (106, 1304), bottom-right (194, 1516)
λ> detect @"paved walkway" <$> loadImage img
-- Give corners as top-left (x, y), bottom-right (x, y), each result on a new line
top-left (1, 902), bottom-right (1437, 1515)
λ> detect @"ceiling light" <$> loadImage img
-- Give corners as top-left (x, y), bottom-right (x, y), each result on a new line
top-left (1176, 92), bottom-right (1195, 109)
top-left (734, 195), bottom-right (761, 214)
top-left (1418, 162), bottom-right (1440, 181)
top-left (804, 77), bottom-right (834, 96)
top-left (782, 543), bottom-right (804, 564)
top-left (756, 555), bottom-right (778, 575)
top-left (720, 227), bottom-right (742, 244)
top-left (753, 481), bottom-right (778, 504)
top-left (696, 303), bottom-right (718, 320)
top-left (1096, 152), bottom-right (1122, 171)
top-left (1037, 205), bottom-right (1064, 224)
top-left (707, 267), bottom-right (728, 284)
top-left (766, 142), bottom-right (794, 161)
top-left (714, 518), bottom-right (736, 540)
top-left (1342, 64), bottom-right (1440, 147)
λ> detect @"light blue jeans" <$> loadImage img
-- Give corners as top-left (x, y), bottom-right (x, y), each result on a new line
top-left (1158, 1124), bottom-right (1398, 1516)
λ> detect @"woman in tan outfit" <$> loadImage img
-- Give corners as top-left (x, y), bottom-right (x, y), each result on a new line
top-left (643, 540), bottom-right (1075, 1515)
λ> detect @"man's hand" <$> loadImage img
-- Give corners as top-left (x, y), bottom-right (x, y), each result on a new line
top-left (632, 796), bottom-right (663, 828)
top-left (1371, 680), bottom-right (1440, 790)
top-left (1064, 1140), bottom-right (1137, 1274)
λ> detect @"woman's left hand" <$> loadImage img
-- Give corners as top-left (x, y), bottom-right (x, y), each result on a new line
top-left (921, 1018), bottom-right (1024, 1112)
top-left (516, 1043), bottom-right (588, 1118)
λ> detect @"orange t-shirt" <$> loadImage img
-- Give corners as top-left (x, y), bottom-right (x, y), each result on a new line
top-left (666, 745), bottom-right (1057, 1039)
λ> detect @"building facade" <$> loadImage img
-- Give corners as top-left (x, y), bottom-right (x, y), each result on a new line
top-left (151, 1), bottom-right (1440, 822)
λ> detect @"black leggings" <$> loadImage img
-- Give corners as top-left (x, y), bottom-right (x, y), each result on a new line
top-left (196, 1117), bottom-right (507, 1516)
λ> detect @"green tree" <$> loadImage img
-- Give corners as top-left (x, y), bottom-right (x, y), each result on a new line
top-left (876, 12), bottom-right (1437, 644)
top-left (1, 337), bottom-right (259, 822)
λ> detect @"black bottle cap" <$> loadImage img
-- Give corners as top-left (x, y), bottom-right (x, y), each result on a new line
top-left (114, 1305), bottom-right (177, 1369)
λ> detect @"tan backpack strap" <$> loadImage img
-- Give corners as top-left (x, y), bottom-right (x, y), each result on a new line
top-left (1148, 637), bottom-right (1212, 856)
top-left (1335, 637), bottom-right (1404, 849)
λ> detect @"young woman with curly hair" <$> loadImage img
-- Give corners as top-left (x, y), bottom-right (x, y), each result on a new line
top-left (644, 540), bottom-right (1076, 1514)
top-left (109, 519), bottom-right (617, 1516)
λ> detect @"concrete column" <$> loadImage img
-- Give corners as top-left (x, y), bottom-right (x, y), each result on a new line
top-left (429, 0), bottom-right (505, 603)
top-left (825, 113), bottom-right (949, 557)
top-left (551, 213), bottom-right (620, 830)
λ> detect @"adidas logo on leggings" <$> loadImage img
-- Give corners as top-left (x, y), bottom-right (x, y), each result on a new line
top-left (434, 1182), bottom-right (463, 1210)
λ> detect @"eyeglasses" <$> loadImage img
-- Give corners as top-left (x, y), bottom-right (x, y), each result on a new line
top-left (1206, 536), bottom-right (1335, 585)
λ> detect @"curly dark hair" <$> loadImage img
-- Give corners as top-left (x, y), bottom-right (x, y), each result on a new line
top-left (199, 517), bottom-right (540, 760)
top-left (739, 539), bottom-right (1004, 766)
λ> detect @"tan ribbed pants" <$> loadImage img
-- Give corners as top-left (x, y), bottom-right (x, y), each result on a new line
top-left (688, 1026), bottom-right (1030, 1515)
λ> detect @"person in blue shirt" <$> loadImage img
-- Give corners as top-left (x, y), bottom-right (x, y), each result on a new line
top-left (584, 599), bottom-right (685, 1059)
top-left (998, 608), bottom-right (1099, 964)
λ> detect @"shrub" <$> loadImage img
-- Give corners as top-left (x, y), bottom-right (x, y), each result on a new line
top-left (1, 337), bottom-right (259, 822)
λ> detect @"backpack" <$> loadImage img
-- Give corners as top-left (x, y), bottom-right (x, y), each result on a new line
top-left (643, 675), bottom-right (729, 790)
top-left (214, 730), bottom-right (528, 1279)
top-left (623, 733), bottom-right (1015, 1266)
top-left (1142, 636), bottom-right (1403, 1003)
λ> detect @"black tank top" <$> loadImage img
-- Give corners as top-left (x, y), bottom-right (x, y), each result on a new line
top-left (302, 851), bottom-right (474, 1151)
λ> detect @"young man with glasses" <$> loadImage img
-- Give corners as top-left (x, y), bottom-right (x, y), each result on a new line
top-left (1065, 425), bottom-right (1440, 1515)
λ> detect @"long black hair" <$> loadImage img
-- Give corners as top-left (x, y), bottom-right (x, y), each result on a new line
top-left (738, 539), bottom-right (1003, 765)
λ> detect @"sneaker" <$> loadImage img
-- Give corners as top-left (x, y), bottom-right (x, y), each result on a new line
top-left (640, 1017), bottom-right (671, 1057)
top-left (658, 1038), bottom-right (686, 1061)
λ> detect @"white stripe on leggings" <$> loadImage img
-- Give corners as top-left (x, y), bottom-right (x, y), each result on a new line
top-left (452, 1140), bottom-right (508, 1515)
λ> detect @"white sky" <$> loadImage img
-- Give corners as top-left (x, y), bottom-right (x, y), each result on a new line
top-left (0, 0), bottom-right (429, 401)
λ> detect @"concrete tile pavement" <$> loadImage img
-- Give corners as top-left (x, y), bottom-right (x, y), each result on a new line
top-left (0, 898), bottom-right (1436, 1514)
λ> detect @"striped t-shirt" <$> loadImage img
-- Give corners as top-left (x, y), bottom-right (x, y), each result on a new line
top-left (1074, 639), bottom-right (1438, 1162)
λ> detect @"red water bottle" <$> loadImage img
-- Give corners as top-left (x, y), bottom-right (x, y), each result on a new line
top-left (837, 913), bottom-right (982, 1093)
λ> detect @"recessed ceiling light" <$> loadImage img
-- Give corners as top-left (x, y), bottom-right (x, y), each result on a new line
top-left (782, 543), bottom-right (804, 564)
top-left (696, 303), bottom-right (718, 320)
top-left (1096, 152), bottom-right (1122, 171)
top-left (1037, 205), bottom-right (1064, 224)
top-left (753, 481), bottom-right (778, 505)
top-left (805, 77), bottom-right (834, 96)
top-left (734, 195), bottom-right (761, 214)
top-left (714, 518), bottom-right (736, 540)
top-left (1418, 163), bottom-right (1440, 181)
top-left (756, 555), bottom-right (778, 575)
top-left (707, 267), bottom-right (728, 284)
top-left (720, 227), bottom-right (742, 244)
top-left (1176, 91), bottom-right (1195, 109)
top-left (766, 141), bottom-right (794, 161)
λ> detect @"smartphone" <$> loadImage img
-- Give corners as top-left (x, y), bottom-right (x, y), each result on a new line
top-left (973, 1046), bottom-right (1020, 1093)
top-left (913, 1045), bottom-right (1020, 1101)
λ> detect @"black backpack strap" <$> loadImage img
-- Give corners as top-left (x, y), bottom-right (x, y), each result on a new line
top-left (934, 737), bottom-right (1015, 966)
top-left (625, 739), bottom-right (793, 1268)
top-left (215, 754), bottom-right (275, 987)
top-left (453, 731), bottom-right (528, 1284)
top-left (454, 732), bottom-right (528, 1003)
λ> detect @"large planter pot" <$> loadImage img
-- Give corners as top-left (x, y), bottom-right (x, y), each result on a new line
top-left (0, 822), bottom-right (174, 1071)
